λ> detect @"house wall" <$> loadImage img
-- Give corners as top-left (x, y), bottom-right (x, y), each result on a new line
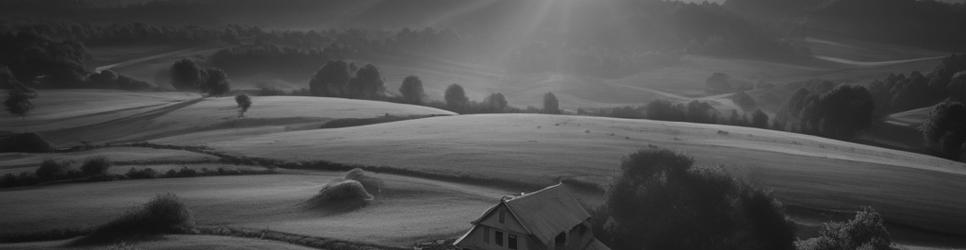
top-left (478, 205), bottom-right (527, 233)
top-left (457, 204), bottom-right (541, 250)
top-left (456, 224), bottom-right (540, 250)
top-left (545, 221), bottom-right (595, 250)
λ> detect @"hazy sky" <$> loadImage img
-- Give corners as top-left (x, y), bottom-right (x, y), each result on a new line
top-left (674, 0), bottom-right (966, 4)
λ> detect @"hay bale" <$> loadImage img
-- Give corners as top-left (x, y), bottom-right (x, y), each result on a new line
top-left (311, 179), bottom-right (374, 203)
top-left (77, 193), bottom-right (194, 244)
top-left (343, 168), bottom-right (383, 195)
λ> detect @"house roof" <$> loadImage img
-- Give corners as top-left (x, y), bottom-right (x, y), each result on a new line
top-left (502, 183), bottom-right (591, 245)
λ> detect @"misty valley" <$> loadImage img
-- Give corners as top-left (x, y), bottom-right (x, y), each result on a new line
top-left (2, 0), bottom-right (966, 250)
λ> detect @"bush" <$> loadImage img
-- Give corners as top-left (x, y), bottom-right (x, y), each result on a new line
top-left (593, 148), bottom-right (796, 250)
top-left (796, 207), bottom-right (896, 250)
top-left (125, 168), bottom-right (158, 179)
top-left (0, 132), bottom-right (53, 153)
top-left (309, 179), bottom-right (373, 203)
top-left (83, 193), bottom-right (194, 243)
top-left (80, 156), bottom-right (111, 176)
top-left (36, 159), bottom-right (70, 180)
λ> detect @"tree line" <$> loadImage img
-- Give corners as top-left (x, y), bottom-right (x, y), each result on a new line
top-left (0, 30), bottom-right (151, 91)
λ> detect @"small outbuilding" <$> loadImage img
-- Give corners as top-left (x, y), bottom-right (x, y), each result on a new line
top-left (453, 184), bottom-right (610, 250)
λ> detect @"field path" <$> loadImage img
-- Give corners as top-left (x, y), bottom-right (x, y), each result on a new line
top-left (94, 46), bottom-right (232, 73)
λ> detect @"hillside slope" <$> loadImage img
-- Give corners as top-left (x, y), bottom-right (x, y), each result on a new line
top-left (209, 114), bottom-right (966, 236)
top-left (32, 94), bottom-right (454, 146)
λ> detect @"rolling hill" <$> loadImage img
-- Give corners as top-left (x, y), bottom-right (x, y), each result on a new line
top-left (206, 114), bottom-right (966, 237)
top-left (0, 172), bottom-right (507, 247)
top-left (2, 90), bottom-right (455, 147)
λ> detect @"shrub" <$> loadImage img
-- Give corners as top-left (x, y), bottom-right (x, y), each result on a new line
top-left (796, 207), bottom-right (896, 250)
top-left (1, 173), bottom-right (20, 187)
top-left (125, 168), bottom-right (158, 179)
top-left (0, 132), bottom-right (53, 153)
top-left (309, 179), bottom-right (373, 204)
top-left (80, 156), bottom-right (111, 176)
top-left (920, 101), bottom-right (966, 160)
top-left (36, 159), bottom-right (70, 180)
top-left (83, 193), bottom-right (194, 243)
top-left (593, 148), bottom-right (796, 250)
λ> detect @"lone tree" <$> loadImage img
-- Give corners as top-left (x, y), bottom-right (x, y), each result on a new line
top-left (347, 64), bottom-right (384, 99)
top-left (593, 148), bottom-right (796, 250)
top-left (483, 93), bottom-right (509, 112)
top-left (170, 59), bottom-right (204, 91)
top-left (921, 100), bottom-right (966, 160)
top-left (235, 94), bottom-right (252, 118)
top-left (399, 75), bottom-right (425, 105)
top-left (444, 84), bottom-right (469, 112)
top-left (5, 88), bottom-right (36, 119)
top-left (309, 60), bottom-right (352, 97)
top-left (202, 68), bottom-right (231, 96)
top-left (543, 92), bottom-right (560, 114)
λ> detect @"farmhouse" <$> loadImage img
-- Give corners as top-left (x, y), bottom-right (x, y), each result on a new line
top-left (453, 184), bottom-right (610, 250)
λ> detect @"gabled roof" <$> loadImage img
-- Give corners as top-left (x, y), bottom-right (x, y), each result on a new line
top-left (503, 184), bottom-right (590, 245)
top-left (494, 183), bottom-right (591, 245)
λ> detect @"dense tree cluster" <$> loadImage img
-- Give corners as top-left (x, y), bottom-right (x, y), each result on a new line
top-left (0, 29), bottom-right (153, 90)
top-left (444, 84), bottom-right (470, 111)
top-left (87, 70), bottom-right (151, 90)
top-left (0, 31), bottom-right (89, 87)
top-left (731, 91), bottom-right (758, 111)
top-left (868, 55), bottom-right (966, 115)
top-left (593, 148), bottom-right (796, 250)
top-left (542, 92), bottom-right (560, 114)
top-left (169, 59), bottom-right (231, 96)
top-left (398, 76), bottom-right (425, 105)
top-left (209, 44), bottom-right (342, 82)
top-left (309, 61), bottom-right (383, 99)
top-left (777, 85), bottom-right (875, 139)
top-left (796, 207), bottom-right (896, 250)
top-left (810, 0), bottom-right (966, 51)
top-left (646, 100), bottom-right (724, 125)
top-left (920, 101), bottom-right (966, 161)
top-left (577, 99), bottom-right (771, 129)
top-left (1, 0), bottom-right (811, 80)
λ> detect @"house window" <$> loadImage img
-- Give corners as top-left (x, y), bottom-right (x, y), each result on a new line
top-left (508, 234), bottom-right (518, 250)
top-left (483, 227), bottom-right (490, 244)
top-left (499, 211), bottom-right (505, 223)
top-left (495, 231), bottom-right (504, 246)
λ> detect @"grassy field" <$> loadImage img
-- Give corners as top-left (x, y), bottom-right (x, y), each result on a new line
top-left (0, 172), bottom-right (507, 247)
top-left (0, 147), bottom-right (218, 174)
top-left (32, 94), bottom-right (453, 146)
top-left (0, 235), bottom-right (319, 250)
top-left (208, 114), bottom-right (966, 237)
top-left (0, 90), bottom-right (198, 132)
